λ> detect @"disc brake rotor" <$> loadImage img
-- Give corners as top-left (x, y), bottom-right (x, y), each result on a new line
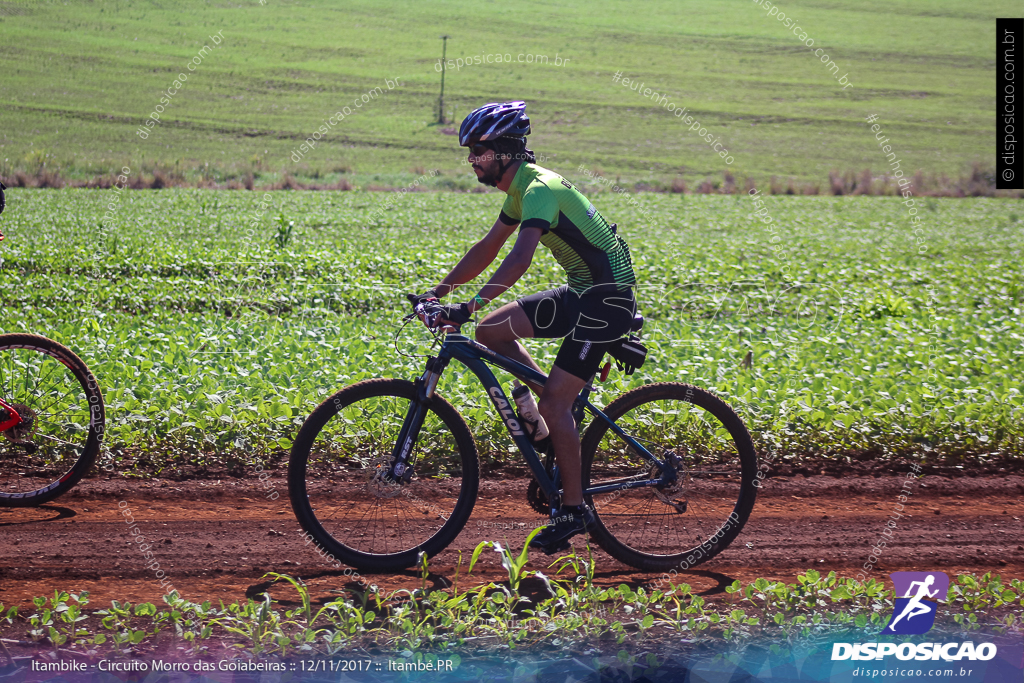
top-left (653, 450), bottom-right (687, 513)
top-left (365, 456), bottom-right (404, 499)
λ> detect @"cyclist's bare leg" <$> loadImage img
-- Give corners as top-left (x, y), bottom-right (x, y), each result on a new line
top-left (476, 303), bottom-right (588, 507)
top-left (476, 302), bottom-right (545, 395)
top-left (537, 366), bottom-right (587, 507)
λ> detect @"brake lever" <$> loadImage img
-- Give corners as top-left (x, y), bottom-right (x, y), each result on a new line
top-left (413, 302), bottom-right (461, 334)
top-left (413, 303), bottom-right (438, 329)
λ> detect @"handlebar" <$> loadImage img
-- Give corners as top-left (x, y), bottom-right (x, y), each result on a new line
top-left (411, 301), bottom-right (462, 334)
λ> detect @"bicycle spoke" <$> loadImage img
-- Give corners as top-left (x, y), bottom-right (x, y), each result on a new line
top-left (29, 389), bottom-right (83, 420)
top-left (35, 432), bottom-right (85, 449)
top-left (29, 358), bottom-right (70, 397)
top-left (0, 355), bottom-right (11, 400)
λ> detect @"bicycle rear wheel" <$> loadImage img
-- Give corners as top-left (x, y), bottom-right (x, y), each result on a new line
top-left (0, 334), bottom-right (104, 507)
top-left (288, 379), bottom-right (479, 572)
top-left (580, 382), bottom-right (756, 572)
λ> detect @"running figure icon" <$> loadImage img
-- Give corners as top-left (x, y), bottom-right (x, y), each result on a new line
top-left (883, 571), bottom-right (949, 635)
top-left (888, 575), bottom-right (939, 629)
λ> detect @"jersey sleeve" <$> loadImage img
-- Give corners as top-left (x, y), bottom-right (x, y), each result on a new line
top-left (499, 194), bottom-right (520, 226)
top-left (518, 184), bottom-right (559, 234)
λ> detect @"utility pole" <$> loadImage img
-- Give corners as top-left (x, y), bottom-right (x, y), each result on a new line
top-left (437, 35), bottom-right (450, 124)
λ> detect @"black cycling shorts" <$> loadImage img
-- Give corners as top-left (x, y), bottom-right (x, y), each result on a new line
top-left (517, 284), bottom-right (637, 380)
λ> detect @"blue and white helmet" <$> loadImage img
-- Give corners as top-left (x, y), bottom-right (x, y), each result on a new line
top-left (459, 101), bottom-right (531, 147)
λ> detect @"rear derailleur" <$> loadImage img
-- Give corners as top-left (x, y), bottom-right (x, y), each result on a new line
top-left (0, 404), bottom-right (37, 454)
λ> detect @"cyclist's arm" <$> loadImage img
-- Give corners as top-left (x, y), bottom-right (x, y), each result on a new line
top-left (435, 217), bottom-right (518, 297)
top-left (466, 226), bottom-right (542, 314)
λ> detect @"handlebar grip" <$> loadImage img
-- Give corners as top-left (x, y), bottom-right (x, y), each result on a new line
top-left (414, 302), bottom-right (461, 333)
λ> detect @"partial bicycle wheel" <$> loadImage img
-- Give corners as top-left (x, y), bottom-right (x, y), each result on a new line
top-left (289, 378), bottom-right (479, 572)
top-left (580, 382), bottom-right (757, 572)
top-left (0, 334), bottom-right (104, 506)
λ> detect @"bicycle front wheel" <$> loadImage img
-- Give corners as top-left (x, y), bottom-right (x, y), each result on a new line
top-left (288, 379), bottom-right (479, 572)
top-left (580, 382), bottom-right (757, 572)
top-left (0, 334), bottom-right (104, 507)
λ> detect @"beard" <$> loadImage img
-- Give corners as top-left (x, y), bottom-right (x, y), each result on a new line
top-left (473, 163), bottom-right (501, 187)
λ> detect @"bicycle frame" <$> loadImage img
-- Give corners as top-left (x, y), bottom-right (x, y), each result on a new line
top-left (0, 397), bottom-right (22, 432)
top-left (390, 333), bottom-right (675, 513)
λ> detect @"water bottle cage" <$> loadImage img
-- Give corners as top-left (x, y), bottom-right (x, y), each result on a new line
top-left (521, 418), bottom-right (551, 451)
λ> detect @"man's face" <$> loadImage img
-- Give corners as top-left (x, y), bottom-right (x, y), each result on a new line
top-left (468, 142), bottom-right (503, 187)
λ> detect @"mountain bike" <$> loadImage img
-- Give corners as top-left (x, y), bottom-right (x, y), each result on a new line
top-left (0, 334), bottom-right (105, 506)
top-left (288, 303), bottom-right (757, 572)
top-left (0, 183), bottom-right (107, 506)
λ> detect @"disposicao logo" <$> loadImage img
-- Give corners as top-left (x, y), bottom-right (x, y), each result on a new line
top-left (831, 571), bottom-right (1000, 663)
top-left (883, 571), bottom-right (949, 635)
top-left (831, 641), bottom-right (997, 662)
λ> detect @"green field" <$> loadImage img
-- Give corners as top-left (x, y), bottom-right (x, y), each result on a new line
top-left (0, 0), bottom-right (1015, 188)
top-left (1, 188), bottom-right (1020, 473)
top-left (1, 570), bottom-right (1021, 659)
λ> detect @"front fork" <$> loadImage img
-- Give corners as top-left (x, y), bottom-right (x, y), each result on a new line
top-left (420, 356), bottom-right (447, 401)
top-left (385, 356), bottom-right (450, 483)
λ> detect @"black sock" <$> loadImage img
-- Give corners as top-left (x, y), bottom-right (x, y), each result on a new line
top-left (564, 504), bottom-right (585, 514)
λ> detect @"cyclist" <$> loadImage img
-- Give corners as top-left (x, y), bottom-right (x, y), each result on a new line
top-left (408, 101), bottom-right (638, 553)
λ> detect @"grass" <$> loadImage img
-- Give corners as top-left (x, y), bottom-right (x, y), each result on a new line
top-left (1, 554), bottom-right (1021, 659)
top-left (0, 0), bottom-right (1013, 187)
top-left (0, 189), bottom-right (1021, 474)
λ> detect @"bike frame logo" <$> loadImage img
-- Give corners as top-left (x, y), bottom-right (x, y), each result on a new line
top-left (883, 571), bottom-right (949, 635)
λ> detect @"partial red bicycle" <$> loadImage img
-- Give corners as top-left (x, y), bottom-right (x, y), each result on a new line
top-left (0, 181), bottom-right (106, 506)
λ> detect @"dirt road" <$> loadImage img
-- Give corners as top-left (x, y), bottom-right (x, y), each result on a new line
top-left (1, 473), bottom-right (1021, 607)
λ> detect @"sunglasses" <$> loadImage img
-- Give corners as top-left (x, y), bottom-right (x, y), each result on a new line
top-left (471, 143), bottom-right (492, 157)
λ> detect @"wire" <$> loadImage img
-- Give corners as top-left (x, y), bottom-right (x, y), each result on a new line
top-left (393, 311), bottom-right (444, 360)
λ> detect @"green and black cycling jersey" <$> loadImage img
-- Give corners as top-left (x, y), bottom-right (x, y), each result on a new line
top-left (499, 163), bottom-right (636, 295)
